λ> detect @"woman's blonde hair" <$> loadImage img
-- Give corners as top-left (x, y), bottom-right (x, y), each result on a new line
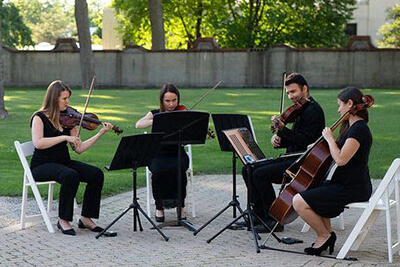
top-left (38, 80), bottom-right (72, 129)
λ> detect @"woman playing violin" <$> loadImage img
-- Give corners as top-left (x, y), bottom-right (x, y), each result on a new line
top-left (293, 87), bottom-right (373, 255)
top-left (30, 80), bottom-right (115, 236)
top-left (136, 83), bottom-right (189, 222)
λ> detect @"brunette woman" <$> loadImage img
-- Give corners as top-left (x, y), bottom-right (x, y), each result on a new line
top-left (31, 80), bottom-right (115, 236)
top-left (136, 83), bottom-right (189, 222)
top-left (293, 87), bottom-right (373, 255)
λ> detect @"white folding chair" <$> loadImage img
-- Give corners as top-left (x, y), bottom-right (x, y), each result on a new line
top-left (15, 141), bottom-right (78, 233)
top-left (336, 158), bottom-right (400, 263)
top-left (146, 145), bottom-right (195, 217)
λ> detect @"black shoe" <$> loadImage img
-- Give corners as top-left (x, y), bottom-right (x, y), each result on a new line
top-left (78, 219), bottom-right (103, 232)
top-left (155, 210), bottom-right (165, 222)
top-left (256, 221), bottom-right (284, 233)
top-left (78, 219), bottom-right (117, 237)
top-left (57, 221), bottom-right (76, 236)
top-left (304, 232), bottom-right (336, 256)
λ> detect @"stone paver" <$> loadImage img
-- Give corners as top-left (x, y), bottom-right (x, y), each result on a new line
top-left (0, 174), bottom-right (398, 266)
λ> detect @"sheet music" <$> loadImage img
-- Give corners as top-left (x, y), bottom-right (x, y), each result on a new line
top-left (223, 128), bottom-right (267, 165)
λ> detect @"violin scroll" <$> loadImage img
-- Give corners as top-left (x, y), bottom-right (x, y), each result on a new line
top-left (349, 94), bottom-right (374, 115)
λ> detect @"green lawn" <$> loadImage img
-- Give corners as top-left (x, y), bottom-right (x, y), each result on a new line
top-left (0, 87), bottom-right (399, 201)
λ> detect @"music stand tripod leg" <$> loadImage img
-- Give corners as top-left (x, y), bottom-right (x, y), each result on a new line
top-left (96, 167), bottom-right (169, 241)
top-left (134, 201), bottom-right (169, 241)
top-left (193, 202), bottom-right (236, 236)
top-left (194, 152), bottom-right (245, 236)
top-left (205, 209), bottom-right (261, 253)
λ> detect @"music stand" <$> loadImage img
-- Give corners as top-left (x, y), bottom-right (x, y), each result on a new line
top-left (95, 133), bottom-right (169, 241)
top-left (152, 110), bottom-right (209, 232)
top-left (193, 114), bottom-right (255, 236)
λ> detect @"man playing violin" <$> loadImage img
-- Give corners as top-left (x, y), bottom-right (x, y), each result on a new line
top-left (241, 73), bottom-right (325, 233)
top-left (30, 80), bottom-right (115, 236)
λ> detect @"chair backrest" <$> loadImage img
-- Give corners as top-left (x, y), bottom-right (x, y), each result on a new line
top-left (369, 158), bottom-right (400, 205)
top-left (14, 141), bottom-right (35, 174)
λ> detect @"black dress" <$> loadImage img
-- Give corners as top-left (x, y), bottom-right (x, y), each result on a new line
top-left (300, 120), bottom-right (373, 218)
top-left (149, 109), bottom-right (190, 210)
top-left (30, 111), bottom-right (104, 221)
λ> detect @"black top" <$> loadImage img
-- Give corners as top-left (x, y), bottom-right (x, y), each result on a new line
top-left (277, 97), bottom-right (325, 153)
top-left (30, 111), bottom-right (71, 169)
top-left (299, 119), bottom-right (373, 218)
top-left (331, 120), bottom-right (372, 186)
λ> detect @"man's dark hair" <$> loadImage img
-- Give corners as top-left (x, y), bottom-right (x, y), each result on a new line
top-left (285, 73), bottom-right (309, 91)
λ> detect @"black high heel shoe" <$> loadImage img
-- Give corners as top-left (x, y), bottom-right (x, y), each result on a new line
top-left (304, 232), bottom-right (336, 256)
top-left (57, 221), bottom-right (76, 236)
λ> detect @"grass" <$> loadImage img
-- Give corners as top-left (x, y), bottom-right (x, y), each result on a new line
top-left (0, 87), bottom-right (399, 202)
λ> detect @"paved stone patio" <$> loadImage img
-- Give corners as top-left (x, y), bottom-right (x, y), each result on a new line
top-left (0, 174), bottom-right (398, 266)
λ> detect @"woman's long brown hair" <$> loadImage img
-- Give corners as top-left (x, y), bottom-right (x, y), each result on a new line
top-left (34, 80), bottom-right (72, 130)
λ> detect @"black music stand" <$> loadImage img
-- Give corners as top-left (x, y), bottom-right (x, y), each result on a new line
top-left (152, 110), bottom-right (209, 232)
top-left (193, 114), bottom-right (255, 237)
top-left (95, 133), bottom-right (169, 241)
top-left (205, 128), bottom-right (283, 253)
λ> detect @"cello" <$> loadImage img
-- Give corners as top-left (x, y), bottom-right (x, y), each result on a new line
top-left (269, 94), bottom-right (374, 225)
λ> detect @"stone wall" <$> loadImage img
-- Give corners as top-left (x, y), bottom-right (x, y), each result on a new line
top-left (3, 39), bottom-right (400, 89)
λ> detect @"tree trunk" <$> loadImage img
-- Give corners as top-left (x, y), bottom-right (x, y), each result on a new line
top-left (0, 1), bottom-right (9, 119)
top-left (75, 0), bottom-right (95, 89)
top-left (148, 0), bottom-right (165, 50)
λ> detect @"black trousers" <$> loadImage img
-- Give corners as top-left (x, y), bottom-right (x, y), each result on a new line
top-left (242, 158), bottom-right (293, 222)
top-left (150, 153), bottom-right (189, 210)
top-left (32, 160), bottom-right (104, 221)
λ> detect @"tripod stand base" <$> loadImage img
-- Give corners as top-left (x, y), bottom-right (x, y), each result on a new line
top-left (206, 208), bottom-right (263, 253)
top-left (96, 200), bottom-right (169, 241)
top-left (193, 198), bottom-right (244, 236)
top-left (156, 218), bottom-right (197, 232)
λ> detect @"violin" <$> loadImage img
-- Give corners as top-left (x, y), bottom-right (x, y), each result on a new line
top-left (174, 105), bottom-right (216, 138)
top-left (270, 98), bottom-right (310, 132)
top-left (60, 106), bottom-right (123, 135)
top-left (268, 95), bottom-right (374, 225)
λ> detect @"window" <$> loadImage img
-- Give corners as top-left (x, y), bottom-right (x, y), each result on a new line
top-left (345, 23), bottom-right (357, 36)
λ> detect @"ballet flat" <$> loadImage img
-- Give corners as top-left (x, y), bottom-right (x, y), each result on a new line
top-left (57, 221), bottom-right (76, 236)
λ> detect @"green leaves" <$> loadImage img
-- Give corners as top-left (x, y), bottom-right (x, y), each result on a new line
top-left (377, 5), bottom-right (400, 48)
top-left (114, 0), bottom-right (356, 49)
top-left (1, 2), bottom-right (34, 48)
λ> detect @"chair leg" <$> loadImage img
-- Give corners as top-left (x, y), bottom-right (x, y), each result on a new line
top-left (20, 179), bottom-right (29, 230)
top-left (301, 222), bottom-right (310, 233)
top-left (30, 182), bottom-right (55, 233)
top-left (384, 193), bottom-right (393, 263)
top-left (146, 170), bottom-right (151, 217)
top-left (47, 183), bottom-right (54, 213)
top-left (337, 213), bottom-right (345, 230)
top-left (188, 170), bottom-right (195, 218)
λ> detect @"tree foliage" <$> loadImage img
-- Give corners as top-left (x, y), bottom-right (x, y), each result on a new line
top-left (13, 0), bottom-right (106, 45)
top-left (112, 0), bottom-right (356, 49)
top-left (0, 2), bottom-right (34, 48)
top-left (377, 5), bottom-right (400, 48)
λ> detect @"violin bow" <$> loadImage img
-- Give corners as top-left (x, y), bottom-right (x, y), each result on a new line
top-left (279, 72), bottom-right (287, 114)
top-left (188, 80), bottom-right (222, 110)
top-left (76, 76), bottom-right (96, 138)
